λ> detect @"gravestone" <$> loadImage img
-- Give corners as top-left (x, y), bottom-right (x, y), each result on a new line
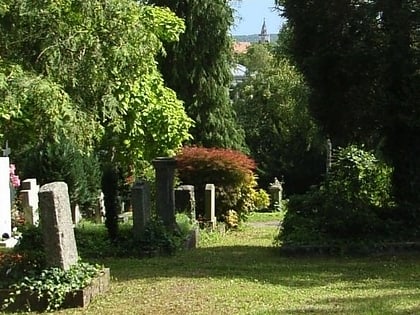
top-left (269, 177), bottom-right (283, 211)
top-left (38, 182), bottom-right (78, 271)
top-left (95, 192), bottom-right (105, 223)
top-left (131, 181), bottom-right (151, 240)
top-left (152, 157), bottom-right (177, 229)
top-left (72, 204), bottom-right (82, 225)
top-left (0, 156), bottom-right (11, 239)
top-left (175, 185), bottom-right (196, 222)
top-left (205, 184), bottom-right (216, 229)
top-left (20, 178), bottom-right (40, 226)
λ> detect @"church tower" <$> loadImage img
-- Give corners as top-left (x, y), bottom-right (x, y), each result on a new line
top-left (258, 18), bottom-right (270, 43)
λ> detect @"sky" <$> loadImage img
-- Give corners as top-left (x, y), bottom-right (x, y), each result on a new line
top-left (230, 0), bottom-right (285, 36)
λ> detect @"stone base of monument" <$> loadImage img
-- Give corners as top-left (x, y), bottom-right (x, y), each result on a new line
top-left (0, 268), bottom-right (110, 312)
top-left (0, 238), bottom-right (18, 248)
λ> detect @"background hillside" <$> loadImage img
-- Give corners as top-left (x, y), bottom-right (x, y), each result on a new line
top-left (233, 34), bottom-right (278, 43)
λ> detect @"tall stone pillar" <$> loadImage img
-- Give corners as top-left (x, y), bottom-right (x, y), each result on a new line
top-left (132, 180), bottom-right (151, 240)
top-left (152, 157), bottom-right (177, 229)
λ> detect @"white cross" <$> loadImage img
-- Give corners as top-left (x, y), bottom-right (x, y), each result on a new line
top-left (2, 141), bottom-right (11, 157)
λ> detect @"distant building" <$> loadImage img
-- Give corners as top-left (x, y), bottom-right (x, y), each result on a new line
top-left (233, 41), bottom-right (251, 54)
top-left (231, 64), bottom-right (247, 85)
top-left (258, 19), bottom-right (270, 43)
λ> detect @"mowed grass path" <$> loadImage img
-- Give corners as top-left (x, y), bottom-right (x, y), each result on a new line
top-left (11, 213), bottom-right (420, 315)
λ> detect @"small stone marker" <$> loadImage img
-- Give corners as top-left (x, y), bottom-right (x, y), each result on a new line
top-left (175, 185), bottom-right (196, 222)
top-left (0, 156), bottom-right (11, 239)
top-left (95, 192), bottom-right (105, 223)
top-left (72, 204), bottom-right (82, 225)
top-left (2, 141), bottom-right (11, 157)
top-left (20, 178), bottom-right (40, 226)
top-left (205, 184), bottom-right (216, 229)
top-left (38, 182), bottom-right (78, 271)
top-left (269, 177), bottom-right (283, 211)
top-left (152, 157), bottom-right (177, 229)
top-left (132, 180), bottom-right (151, 240)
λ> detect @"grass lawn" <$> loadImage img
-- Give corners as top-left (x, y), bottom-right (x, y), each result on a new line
top-left (4, 212), bottom-right (420, 315)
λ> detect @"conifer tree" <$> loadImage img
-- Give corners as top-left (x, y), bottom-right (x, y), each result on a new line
top-left (147, 0), bottom-right (247, 151)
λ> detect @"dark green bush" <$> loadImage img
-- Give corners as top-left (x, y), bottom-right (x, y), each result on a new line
top-left (176, 146), bottom-right (261, 221)
top-left (21, 139), bottom-right (101, 217)
top-left (280, 145), bottom-right (395, 245)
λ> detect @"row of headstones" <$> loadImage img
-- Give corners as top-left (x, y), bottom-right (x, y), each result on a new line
top-left (132, 157), bottom-right (216, 240)
top-left (0, 156), bottom-right (217, 242)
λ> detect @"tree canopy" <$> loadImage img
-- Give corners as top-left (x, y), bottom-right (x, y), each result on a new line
top-left (0, 0), bottom-right (192, 172)
top-left (147, 0), bottom-right (246, 151)
top-left (234, 43), bottom-right (324, 192)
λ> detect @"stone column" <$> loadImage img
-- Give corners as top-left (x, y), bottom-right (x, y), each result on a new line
top-left (152, 157), bottom-right (177, 229)
top-left (132, 180), bottom-right (151, 240)
top-left (269, 177), bottom-right (283, 211)
top-left (0, 157), bottom-right (11, 238)
top-left (38, 182), bottom-right (78, 271)
top-left (175, 185), bottom-right (196, 222)
top-left (205, 184), bottom-right (216, 229)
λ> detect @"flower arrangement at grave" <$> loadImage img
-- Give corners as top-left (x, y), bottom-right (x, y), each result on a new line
top-left (9, 164), bottom-right (24, 229)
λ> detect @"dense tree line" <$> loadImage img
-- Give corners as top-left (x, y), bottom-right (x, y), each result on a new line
top-left (276, 0), bottom-right (420, 230)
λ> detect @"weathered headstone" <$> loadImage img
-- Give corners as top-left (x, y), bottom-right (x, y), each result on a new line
top-left (0, 156), bottom-right (11, 239)
top-left (175, 185), bottom-right (196, 222)
top-left (72, 204), bottom-right (82, 225)
top-left (20, 178), bottom-right (39, 226)
top-left (205, 184), bottom-right (216, 229)
top-left (38, 182), bottom-right (78, 271)
top-left (269, 177), bottom-right (283, 211)
top-left (152, 157), bottom-right (177, 229)
top-left (94, 192), bottom-right (105, 223)
top-left (131, 181), bottom-right (151, 240)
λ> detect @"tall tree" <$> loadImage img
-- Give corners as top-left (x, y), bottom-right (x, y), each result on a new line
top-left (146, 0), bottom-right (246, 151)
top-left (234, 44), bottom-right (324, 193)
top-left (278, 0), bottom-right (420, 232)
top-left (380, 0), bottom-right (420, 228)
top-left (0, 0), bottom-right (192, 169)
top-left (276, 0), bottom-right (386, 147)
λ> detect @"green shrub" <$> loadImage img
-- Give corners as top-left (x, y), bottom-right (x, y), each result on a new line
top-left (252, 188), bottom-right (270, 212)
top-left (21, 139), bottom-right (101, 217)
top-left (280, 145), bottom-right (395, 244)
top-left (176, 146), bottom-right (260, 221)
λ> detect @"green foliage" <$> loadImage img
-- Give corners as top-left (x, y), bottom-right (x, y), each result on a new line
top-left (101, 167), bottom-right (119, 241)
top-left (138, 218), bottom-right (183, 255)
top-left (0, 0), bottom-right (192, 177)
top-left (0, 59), bottom-right (99, 153)
top-left (176, 146), bottom-right (259, 220)
top-left (20, 140), bottom-right (101, 216)
top-left (276, 0), bottom-right (387, 147)
top-left (233, 49), bottom-right (325, 192)
top-left (4, 262), bottom-right (101, 311)
top-left (252, 189), bottom-right (270, 212)
top-left (280, 145), bottom-right (395, 244)
top-left (12, 225), bottom-right (46, 270)
top-left (148, 0), bottom-right (246, 151)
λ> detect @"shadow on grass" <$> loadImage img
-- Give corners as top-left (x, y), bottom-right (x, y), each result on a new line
top-left (103, 244), bottom-right (420, 292)
top-left (274, 293), bottom-right (420, 315)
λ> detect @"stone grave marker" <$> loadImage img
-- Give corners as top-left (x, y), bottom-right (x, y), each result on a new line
top-left (269, 177), bottom-right (283, 211)
top-left (205, 183), bottom-right (216, 229)
top-left (20, 178), bottom-right (40, 226)
top-left (94, 192), bottom-right (105, 223)
top-left (38, 182), bottom-right (78, 271)
top-left (132, 180), bottom-right (151, 241)
top-left (175, 185), bottom-right (196, 222)
top-left (152, 157), bottom-right (177, 229)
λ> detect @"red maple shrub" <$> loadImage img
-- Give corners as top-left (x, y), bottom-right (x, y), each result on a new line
top-left (176, 146), bottom-right (260, 222)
